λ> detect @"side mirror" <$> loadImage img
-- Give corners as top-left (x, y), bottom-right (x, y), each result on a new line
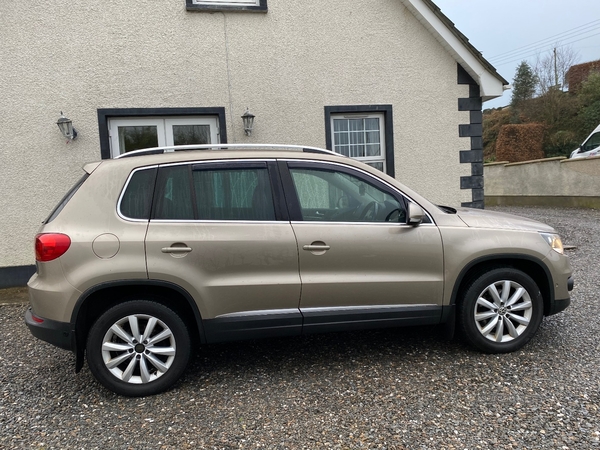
top-left (407, 203), bottom-right (424, 226)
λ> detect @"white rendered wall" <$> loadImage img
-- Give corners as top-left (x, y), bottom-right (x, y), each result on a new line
top-left (0, 0), bottom-right (471, 267)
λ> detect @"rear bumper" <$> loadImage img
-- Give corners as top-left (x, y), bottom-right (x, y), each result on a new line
top-left (25, 308), bottom-right (73, 351)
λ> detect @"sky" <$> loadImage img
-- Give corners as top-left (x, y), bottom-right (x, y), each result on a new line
top-left (433, 0), bottom-right (600, 108)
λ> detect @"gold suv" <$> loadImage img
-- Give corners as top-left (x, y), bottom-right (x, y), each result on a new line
top-left (25, 145), bottom-right (573, 396)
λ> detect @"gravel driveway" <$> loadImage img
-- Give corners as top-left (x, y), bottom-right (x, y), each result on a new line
top-left (1, 206), bottom-right (599, 449)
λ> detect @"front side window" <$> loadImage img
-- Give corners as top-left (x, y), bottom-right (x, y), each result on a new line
top-left (152, 164), bottom-right (275, 221)
top-left (289, 167), bottom-right (404, 223)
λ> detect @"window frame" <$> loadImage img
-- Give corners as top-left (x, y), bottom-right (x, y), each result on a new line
top-left (98, 108), bottom-right (227, 160)
top-left (278, 160), bottom-right (409, 223)
top-left (186, 0), bottom-right (267, 12)
top-left (324, 105), bottom-right (394, 177)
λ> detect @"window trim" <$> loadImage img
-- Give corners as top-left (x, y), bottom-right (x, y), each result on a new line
top-left (186, 0), bottom-right (267, 12)
top-left (97, 107), bottom-right (227, 160)
top-left (324, 105), bottom-right (394, 177)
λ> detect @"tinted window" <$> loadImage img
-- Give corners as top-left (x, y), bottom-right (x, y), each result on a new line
top-left (152, 164), bottom-right (275, 221)
top-left (582, 132), bottom-right (600, 152)
top-left (193, 167), bottom-right (275, 221)
top-left (120, 168), bottom-right (157, 220)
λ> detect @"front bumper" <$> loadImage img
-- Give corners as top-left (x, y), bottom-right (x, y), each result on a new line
top-left (548, 276), bottom-right (574, 316)
top-left (25, 308), bottom-right (73, 351)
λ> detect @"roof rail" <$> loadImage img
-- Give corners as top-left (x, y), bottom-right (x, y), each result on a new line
top-left (115, 144), bottom-right (340, 159)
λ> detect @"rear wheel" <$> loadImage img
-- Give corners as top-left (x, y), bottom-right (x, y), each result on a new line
top-left (86, 301), bottom-right (191, 396)
top-left (458, 268), bottom-right (543, 353)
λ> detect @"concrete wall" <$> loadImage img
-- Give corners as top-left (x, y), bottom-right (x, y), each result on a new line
top-left (0, 0), bottom-right (472, 269)
top-left (485, 156), bottom-right (600, 208)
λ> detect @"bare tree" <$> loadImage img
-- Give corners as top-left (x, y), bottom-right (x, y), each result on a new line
top-left (534, 45), bottom-right (579, 94)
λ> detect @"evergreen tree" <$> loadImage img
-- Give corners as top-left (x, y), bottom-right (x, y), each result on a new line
top-left (511, 61), bottom-right (538, 107)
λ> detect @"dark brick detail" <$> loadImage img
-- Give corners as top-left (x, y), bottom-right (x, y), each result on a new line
top-left (469, 84), bottom-right (481, 98)
top-left (461, 175), bottom-right (483, 190)
top-left (458, 98), bottom-right (482, 111)
top-left (471, 164), bottom-right (483, 176)
top-left (472, 189), bottom-right (485, 202)
top-left (459, 150), bottom-right (483, 164)
top-left (457, 64), bottom-right (476, 85)
top-left (470, 110), bottom-right (483, 124)
top-left (459, 124), bottom-right (483, 137)
top-left (471, 136), bottom-right (483, 150)
top-left (461, 200), bottom-right (484, 209)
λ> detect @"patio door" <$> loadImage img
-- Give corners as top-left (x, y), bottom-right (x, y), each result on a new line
top-left (108, 116), bottom-right (219, 157)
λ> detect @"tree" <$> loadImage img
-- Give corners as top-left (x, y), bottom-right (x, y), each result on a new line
top-left (534, 45), bottom-right (579, 94)
top-left (511, 61), bottom-right (538, 107)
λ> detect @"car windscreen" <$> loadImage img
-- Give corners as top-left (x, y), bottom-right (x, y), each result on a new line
top-left (43, 174), bottom-right (89, 224)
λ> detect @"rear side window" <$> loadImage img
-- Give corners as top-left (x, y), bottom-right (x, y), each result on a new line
top-left (152, 163), bottom-right (276, 221)
top-left (120, 168), bottom-right (158, 220)
top-left (44, 174), bottom-right (89, 223)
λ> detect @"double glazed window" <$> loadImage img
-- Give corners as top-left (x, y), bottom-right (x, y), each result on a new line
top-left (108, 117), bottom-right (219, 158)
top-left (331, 114), bottom-right (386, 172)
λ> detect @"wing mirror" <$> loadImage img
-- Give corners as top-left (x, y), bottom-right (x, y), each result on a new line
top-left (406, 203), bottom-right (424, 226)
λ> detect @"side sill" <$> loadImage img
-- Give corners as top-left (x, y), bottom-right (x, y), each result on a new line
top-left (203, 310), bottom-right (303, 343)
top-left (301, 305), bottom-right (443, 334)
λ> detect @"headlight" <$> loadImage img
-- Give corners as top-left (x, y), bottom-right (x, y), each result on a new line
top-left (540, 233), bottom-right (564, 255)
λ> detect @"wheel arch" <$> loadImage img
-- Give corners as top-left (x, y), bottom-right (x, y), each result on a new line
top-left (71, 280), bottom-right (205, 372)
top-left (449, 254), bottom-right (554, 316)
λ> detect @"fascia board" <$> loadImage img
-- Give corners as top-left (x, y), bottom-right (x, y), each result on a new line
top-left (400, 0), bottom-right (507, 101)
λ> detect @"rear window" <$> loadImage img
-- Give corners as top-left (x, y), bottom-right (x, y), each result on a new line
top-left (119, 168), bottom-right (158, 220)
top-left (44, 174), bottom-right (89, 224)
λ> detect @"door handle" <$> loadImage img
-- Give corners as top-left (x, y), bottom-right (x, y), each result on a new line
top-left (302, 244), bottom-right (330, 252)
top-left (161, 246), bottom-right (192, 253)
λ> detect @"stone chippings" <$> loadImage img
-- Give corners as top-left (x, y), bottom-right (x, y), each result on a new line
top-left (1, 206), bottom-right (599, 449)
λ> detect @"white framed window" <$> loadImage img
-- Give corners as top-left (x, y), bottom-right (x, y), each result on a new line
top-left (192, 0), bottom-right (259, 5)
top-left (108, 116), bottom-right (219, 158)
top-left (330, 113), bottom-right (386, 172)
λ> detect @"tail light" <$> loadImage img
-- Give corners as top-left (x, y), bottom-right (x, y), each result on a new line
top-left (35, 233), bottom-right (71, 262)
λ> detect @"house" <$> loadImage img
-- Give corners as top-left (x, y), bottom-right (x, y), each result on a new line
top-left (0, 0), bottom-right (507, 288)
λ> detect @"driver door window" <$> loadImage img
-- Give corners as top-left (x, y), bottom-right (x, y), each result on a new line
top-left (289, 167), bottom-right (404, 223)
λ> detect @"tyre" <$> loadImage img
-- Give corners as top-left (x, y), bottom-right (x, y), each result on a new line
top-left (86, 301), bottom-right (191, 396)
top-left (458, 268), bottom-right (543, 353)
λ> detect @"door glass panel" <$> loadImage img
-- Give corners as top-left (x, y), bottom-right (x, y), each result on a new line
top-left (153, 166), bottom-right (194, 220)
top-left (290, 168), bottom-right (403, 223)
top-left (118, 126), bottom-right (159, 153)
top-left (193, 168), bottom-right (275, 221)
top-left (172, 125), bottom-right (211, 146)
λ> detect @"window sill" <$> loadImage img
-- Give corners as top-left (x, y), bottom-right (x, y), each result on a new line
top-left (186, 0), bottom-right (267, 12)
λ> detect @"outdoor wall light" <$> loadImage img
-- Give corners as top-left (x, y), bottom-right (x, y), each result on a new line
top-left (241, 108), bottom-right (255, 136)
top-left (56, 112), bottom-right (78, 141)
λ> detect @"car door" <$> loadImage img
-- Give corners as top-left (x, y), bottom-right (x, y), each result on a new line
top-left (145, 160), bottom-right (302, 343)
top-left (279, 160), bottom-right (445, 333)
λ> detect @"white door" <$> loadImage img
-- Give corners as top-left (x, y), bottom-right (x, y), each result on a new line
top-left (108, 116), bottom-right (219, 158)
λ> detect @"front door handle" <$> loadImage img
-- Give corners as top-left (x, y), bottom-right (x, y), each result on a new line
top-left (302, 244), bottom-right (331, 251)
top-left (303, 241), bottom-right (330, 255)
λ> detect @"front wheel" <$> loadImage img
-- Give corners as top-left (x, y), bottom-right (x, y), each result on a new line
top-left (86, 301), bottom-right (191, 396)
top-left (458, 268), bottom-right (543, 353)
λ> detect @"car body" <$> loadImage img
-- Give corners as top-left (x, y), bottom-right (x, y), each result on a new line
top-left (26, 144), bottom-right (573, 396)
top-left (570, 124), bottom-right (600, 159)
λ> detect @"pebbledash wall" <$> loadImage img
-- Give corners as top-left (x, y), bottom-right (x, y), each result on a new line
top-left (0, 0), bottom-right (503, 287)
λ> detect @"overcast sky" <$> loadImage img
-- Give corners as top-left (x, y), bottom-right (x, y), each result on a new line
top-left (433, 0), bottom-right (600, 108)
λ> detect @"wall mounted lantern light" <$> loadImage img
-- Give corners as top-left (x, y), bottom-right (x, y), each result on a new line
top-left (56, 112), bottom-right (78, 141)
top-left (241, 108), bottom-right (255, 136)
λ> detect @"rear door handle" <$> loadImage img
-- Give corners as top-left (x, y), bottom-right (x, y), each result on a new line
top-left (161, 247), bottom-right (192, 253)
